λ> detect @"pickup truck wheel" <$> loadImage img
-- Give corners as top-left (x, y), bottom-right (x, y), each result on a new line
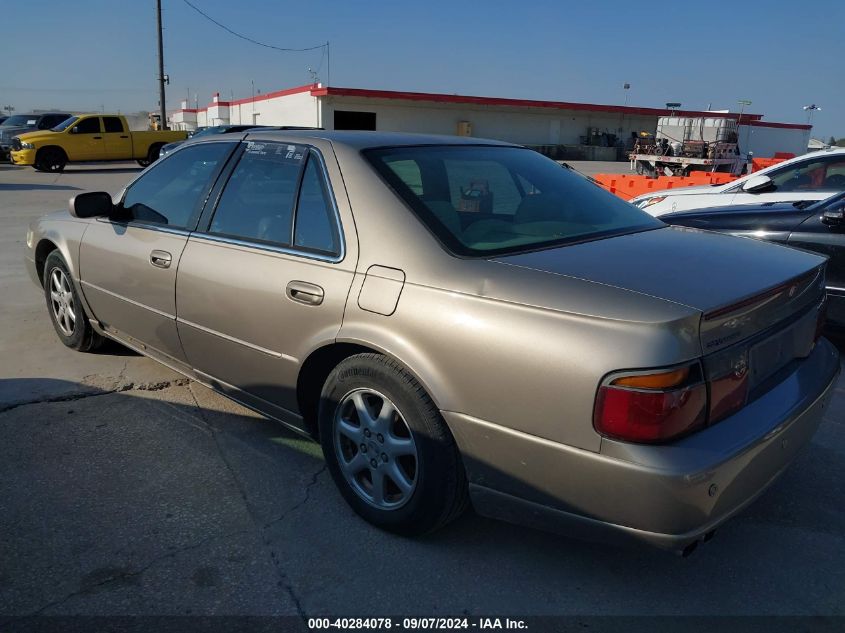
top-left (318, 353), bottom-right (468, 536)
top-left (137, 144), bottom-right (163, 168)
top-left (35, 148), bottom-right (67, 173)
top-left (43, 251), bottom-right (104, 352)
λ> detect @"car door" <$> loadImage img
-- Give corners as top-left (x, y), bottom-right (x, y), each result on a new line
top-left (78, 141), bottom-right (237, 364)
top-left (726, 154), bottom-right (845, 207)
top-left (175, 141), bottom-right (355, 423)
top-left (102, 116), bottom-right (132, 159)
top-left (788, 199), bottom-right (845, 325)
top-left (68, 116), bottom-right (105, 160)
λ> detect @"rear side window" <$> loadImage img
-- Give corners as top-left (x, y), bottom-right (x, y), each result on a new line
top-left (74, 117), bottom-right (101, 134)
top-left (209, 142), bottom-right (307, 246)
top-left (294, 153), bottom-right (340, 255)
top-left (121, 142), bottom-right (233, 228)
top-left (103, 117), bottom-right (124, 133)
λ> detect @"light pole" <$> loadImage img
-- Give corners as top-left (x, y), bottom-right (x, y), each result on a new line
top-left (803, 104), bottom-right (821, 126)
top-left (3, 105), bottom-right (13, 117)
top-left (156, 0), bottom-right (168, 129)
top-left (623, 83), bottom-right (630, 106)
top-left (737, 99), bottom-right (752, 151)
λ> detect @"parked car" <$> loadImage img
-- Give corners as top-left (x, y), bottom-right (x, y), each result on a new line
top-left (25, 131), bottom-right (839, 554)
top-left (160, 125), bottom-right (324, 158)
top-left (632, 148), bottom-right (845, 216)
top-left (0, 112), bottom-right (72, 161)
top-left (158, 125), bottom-right (271, 158)
top-left (9, 114), bottom-right (186, 171)
top-left (664, 192), bottom-right (845, 329)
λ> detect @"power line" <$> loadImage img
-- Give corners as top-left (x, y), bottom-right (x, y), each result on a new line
top-left (181, 0), bottom-right (326, 52)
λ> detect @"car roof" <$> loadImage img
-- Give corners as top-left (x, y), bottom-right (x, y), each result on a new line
top-left (242, 129), bottom-right (517, 150)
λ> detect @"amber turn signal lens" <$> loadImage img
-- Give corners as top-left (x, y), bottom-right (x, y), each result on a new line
top-left (612, 366), bottom-right (690, 390)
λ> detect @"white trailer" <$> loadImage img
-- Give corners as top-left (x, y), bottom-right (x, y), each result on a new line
top-left (631, 116), bottom-right (747, 177)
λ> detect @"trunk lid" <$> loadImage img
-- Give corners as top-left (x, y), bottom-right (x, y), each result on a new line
top-left (494, 226), bottom-right (827, 354)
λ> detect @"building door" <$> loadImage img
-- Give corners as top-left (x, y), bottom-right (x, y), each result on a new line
top-left (334, 110), bottom-right (376, 130)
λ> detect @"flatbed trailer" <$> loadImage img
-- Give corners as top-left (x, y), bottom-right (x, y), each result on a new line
top-left (631, 153), bottom-right (747, 177)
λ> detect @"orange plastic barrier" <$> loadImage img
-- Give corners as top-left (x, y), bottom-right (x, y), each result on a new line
top-left (592, 172), bottom-right (739, 201)
top-left (751, 157), bottom-right (789, 172)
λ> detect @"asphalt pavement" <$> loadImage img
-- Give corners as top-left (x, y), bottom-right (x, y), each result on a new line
top-left (1, 161), bottom-right (843, 619)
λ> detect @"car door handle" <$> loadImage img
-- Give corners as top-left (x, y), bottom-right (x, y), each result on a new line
top-left (93, 136), bottom-right (102, 139)
top-left (150, 250), bottom-right (172, 268)
top-left (119, 135), bottom-right (129, 139)
top-left (286, 281), bottom-right (324, 305)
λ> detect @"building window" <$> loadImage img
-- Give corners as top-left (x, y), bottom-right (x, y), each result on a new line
top-left (334, 110), bottom-right (376, 131)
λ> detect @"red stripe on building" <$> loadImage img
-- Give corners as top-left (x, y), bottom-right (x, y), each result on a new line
top-left (309, 86), bottom-right (766, 120)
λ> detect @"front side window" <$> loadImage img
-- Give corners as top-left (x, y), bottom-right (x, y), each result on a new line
top-left (209, 142), bottom-right (307, 246)
top-left (769, 157), bottom-right (845, 192)
top-left (73, 117), bottom-right (101, 134)
top-left (367, 145), bottom-right (662, 256)
top-left (121, 142), bottom-right (233, 228)
top-left (103, 117), bottom-right (124, 133)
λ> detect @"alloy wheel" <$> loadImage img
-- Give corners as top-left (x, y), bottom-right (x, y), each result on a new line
top-left (49, 268), bottom-right (76, 336)
top-left (333, 388), bottom-right (418, 509)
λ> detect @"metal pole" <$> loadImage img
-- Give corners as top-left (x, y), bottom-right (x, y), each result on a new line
top-left (156, 0), bottom-right (167, 129)
top-left (326, 41), bottom-right (330, 86)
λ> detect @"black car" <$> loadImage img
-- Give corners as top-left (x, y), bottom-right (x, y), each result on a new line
top-left (0, 112), bottom-right (72, 160)
top-left (158, 125), bottom-right (323, 158)
top-left (665, 192), bottom-right (845, 329)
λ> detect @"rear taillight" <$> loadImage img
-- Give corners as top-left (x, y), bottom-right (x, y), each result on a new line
top-left (594, 363), bottom-right (707, 443)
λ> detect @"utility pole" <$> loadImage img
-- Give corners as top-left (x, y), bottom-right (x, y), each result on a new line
top-left (156, 0), bottom-right (168, 129)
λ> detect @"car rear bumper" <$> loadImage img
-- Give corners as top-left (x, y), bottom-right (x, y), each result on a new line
top-left (445, 338), bottom-right (840, 551)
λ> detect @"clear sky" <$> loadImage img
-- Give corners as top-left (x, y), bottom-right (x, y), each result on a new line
top-left (1, 0), bottom-right (842, 139)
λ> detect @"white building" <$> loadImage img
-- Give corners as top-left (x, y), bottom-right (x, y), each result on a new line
top-left (169, 84), bottom-right (811, 158)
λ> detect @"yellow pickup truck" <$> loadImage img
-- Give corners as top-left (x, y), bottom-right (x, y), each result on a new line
top-left (10, 114), bottom-right (187, 172)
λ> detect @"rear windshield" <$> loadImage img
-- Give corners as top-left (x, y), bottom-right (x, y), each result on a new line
top-left (365, 145), bottom-right (662, 256)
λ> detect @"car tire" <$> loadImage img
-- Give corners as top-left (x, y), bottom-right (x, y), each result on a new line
top-left (43, 251), bottom-right (104, 352)
top-left (318, 353), bottom-right (468, 535)
top-left (137, 144), bottom-right (162, 168)
top-left (34, 147), bottom-right (67, 173)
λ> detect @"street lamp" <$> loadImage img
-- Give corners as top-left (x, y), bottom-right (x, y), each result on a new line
top-left (623, 83), bottom-right (630, 106)
top-left (737, 100), bottom-right (753, 153)
top-left (803, 104), bottom-right (821, 126)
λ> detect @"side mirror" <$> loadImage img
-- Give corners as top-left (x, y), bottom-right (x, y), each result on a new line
top-left (70, 126), bottom-right (79, 134)
top-left (821, 207), bottom-right (845, 227)
top-left (69, 191), bottom-right (113, 218)
top-left (742, 174), bottom-right (774, 193)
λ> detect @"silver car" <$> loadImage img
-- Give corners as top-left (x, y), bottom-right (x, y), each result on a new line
top-left (24, 131), bottom-right (840, 554)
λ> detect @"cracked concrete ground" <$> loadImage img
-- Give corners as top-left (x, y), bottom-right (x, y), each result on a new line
top-left (1, 162), bottom-right (844, 618)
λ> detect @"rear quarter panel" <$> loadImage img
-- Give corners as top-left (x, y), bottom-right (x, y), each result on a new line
top-left (339, 262), bottom-right (702, 452)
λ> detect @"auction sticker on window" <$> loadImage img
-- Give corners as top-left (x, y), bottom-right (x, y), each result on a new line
top-left (245, 141), bottom-right (306, 164)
